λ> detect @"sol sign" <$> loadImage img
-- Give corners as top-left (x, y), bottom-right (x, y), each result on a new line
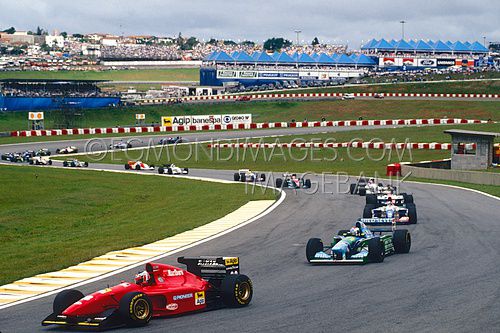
top-left (135, 114), bottom-right (146, 120)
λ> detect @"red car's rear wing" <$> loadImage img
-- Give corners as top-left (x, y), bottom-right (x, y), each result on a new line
top-left (177, 256), bottom-right (240, 280)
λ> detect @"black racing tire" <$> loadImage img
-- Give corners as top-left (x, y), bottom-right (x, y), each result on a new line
top-left (402, 193), bottom-right (414, 204)
top-left (240, 174), bottom-right (246, 182)
top-left (47, 151), bottom-right (51, 156)
top-left (127, 143), bottom-right (132, 148)
top-left (337, 229), bottom-right (350, 236)
top-left (276, 178), bottom-right (283, 188)
top-left (48, 160), bottom-right (53, 165)
top-left (378, 182), bottom-right (383, 187)
top-left (260, 173), bottom-right (266, 181)
top-left (167, 168), bottom-right (173, 175)
top-left (124, 164), bottom-right (130, 170)
top-left (366, 194), bottom-right (377, 205)
top-left (135, 164), bottom-right (141, 171)
top-left (158, 167), bottom-right (165, 174)
top-left (63, 161), bottom-right (68, 167)
top-left (184, 168), bottom-right (189, 174)
top-left (304, 179), bottom-right (312, 188)
top-left (393, 229), bottom-right (411, 253)
top-left (221, 274), bottom-right (253, 307)
top-left (29, 160), bottom-right (34, 165)
top-left (363, 204), bottom-right (375, 218)
top-left (306, 238), bottom-right (324, 262)
top-left (349, 183), bottom-right (357, 194)
top-left (233, 173), bottom-right (240, 181)
top-left (55, 149), bottom-right (60, 154)
top-left (84, 162), bottom-right (89, 167)
top-left (53, 289), bottom-right (84, 314)
top-left (368, 237), bottom-right (385, 263)
top-left (359, 187), bottom-right (366, 196)
top-left (407, 204), bottom-right (417, 224)
top-left (119, 292), bottom-right (152, 327)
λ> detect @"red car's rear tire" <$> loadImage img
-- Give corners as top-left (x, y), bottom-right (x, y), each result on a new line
top-left (221, 275), bottom-right (253, 307)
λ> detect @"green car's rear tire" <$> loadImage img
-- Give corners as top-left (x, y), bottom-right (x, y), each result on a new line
top-left (276, 178), bottom-right (283, 188)
top-left (306, 238), bottom-right (323, 262)
top-left (393, 229), bottom-right (411, 253)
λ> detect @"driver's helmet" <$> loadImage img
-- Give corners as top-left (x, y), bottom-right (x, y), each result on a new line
top-left (291, 174), bottom-right (297, 179)
top-left (134, 271), bottom-right (151, 285)
top-left (350, 227), bottom-right (361, 236)
top-left (368, 178), bottom-right (374, 184)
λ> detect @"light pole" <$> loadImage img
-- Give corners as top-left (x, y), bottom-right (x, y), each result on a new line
top-left (294, 30), bottom-right (301, 46)
top-left (483, 36), bottom-right (486, 47)
top-left (400, 20), bottom-right (406, 40)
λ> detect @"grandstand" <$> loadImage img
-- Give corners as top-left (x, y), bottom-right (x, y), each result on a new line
top-left (361, 39), bottom-right (493, 69)
top-left (0, 79), bottom-right (120, 111)
top-left (200, 51), bottom-right (376, 87)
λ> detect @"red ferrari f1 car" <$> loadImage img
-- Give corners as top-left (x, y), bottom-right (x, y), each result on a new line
top-left (42, 257), bottom-right (252, 330)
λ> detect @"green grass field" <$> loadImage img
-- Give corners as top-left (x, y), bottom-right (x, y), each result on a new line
top-left (258, 79), bottom-right (500, 95)
top-left (0, 165), bottom-right (275, 285)
top-left (0, 68), bottom-right (199, 82)
top-left (74, 123), bottom-right (499, 178)
top-left (1, 99), bottom-right (498, 134)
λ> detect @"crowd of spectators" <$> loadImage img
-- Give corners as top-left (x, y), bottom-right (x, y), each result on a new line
top-left (1, 83), bottom-right (118, 98)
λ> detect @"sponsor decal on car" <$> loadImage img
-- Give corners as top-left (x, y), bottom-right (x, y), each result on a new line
top-left (166, 303), bottom-right (179, 311)
top-left (173, 293), bottom-right (193, 301)
top-left (166, 269), bottom-right (184, 277)
top-left (197, 258), bottom-right (225, 269)
top-left (224, 257), bottom-right (239, 266)
top-left (195, 291), bottom-right (205, 305)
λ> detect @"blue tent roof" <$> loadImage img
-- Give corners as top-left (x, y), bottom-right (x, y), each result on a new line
top-left (433, 40), bottom-right (452, 52)
top-left (414, 40), bottom-right (434, 51)
top-left (394, 39), bottom-right (413, 51)
top-left (445, 40), bottom-right (453, 47)
top-left (349, 54), bottom-right (360, 62)
top-left (389, 39), bottom-right (397, 47)
top-left (374, 39), bottom-right (393, 49)
top-left (310, 52), bottom-right (320, 60)
top-left (276, 52), bottom-right (296, 63)
top-left (297, 53), bottom-right (316, 63)
top-left (469, 41), bottom-right (488, 52)
top-left (271, 51), bottom-right (280, 60)
top-left (452, 41), bottom-right (470, 52)
top-left (337, 53), bottom-right (355, 64)
top-left (408, 40), bottom-right (417, 47)
top-left (291, 51), bottom-right (300, 61)
top-left (255, 51), bottom-right (275, 62)
top-left (330, 53), bottom-right (340, 63)
top-left (427, 40), bottom-right (435, 47)
top-left (235, 51), bottom-right (255, 62)
top-left (464, 41), bottom-right (471, 47)
top-left (316, 52), bottom-right (334, 64)
top-left (361, 39), bottom-right (378, 49)
top-left (205, 51), bottom-right (219, 61)
top-left (356, 53), bottom-right (377, 65)
top-left (231, 51), bottom-right (240, 58)
top-left (214, 51), bottom-right (234, 62)
top-left (250, 51), bottom-right (260, 60)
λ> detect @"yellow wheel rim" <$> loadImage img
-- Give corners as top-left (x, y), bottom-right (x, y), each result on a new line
top-left (133, 298), bottom-right (150, 320)
top-left (238, 282), bottom-right (251, 302)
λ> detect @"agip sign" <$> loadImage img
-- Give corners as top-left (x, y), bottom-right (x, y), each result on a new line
top-left (161, 114), bottom-right (252, 127)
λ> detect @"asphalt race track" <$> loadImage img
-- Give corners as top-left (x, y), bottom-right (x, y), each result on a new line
top-left (0, 161), bottom-right (499, 332)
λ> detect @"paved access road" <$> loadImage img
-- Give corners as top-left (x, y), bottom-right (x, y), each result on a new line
top-left (0, 163), bottom-right (499, 332)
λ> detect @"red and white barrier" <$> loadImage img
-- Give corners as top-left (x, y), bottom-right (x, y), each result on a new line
top-left (137, 91), bottom-right (500, 105)
top-left (208, 141), bottom-right (474, 150)
top-left (10, 118), bottom-right (491, 138)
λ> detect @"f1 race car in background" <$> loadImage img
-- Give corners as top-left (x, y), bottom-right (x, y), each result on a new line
top-left (125, 161), bottom-right (155, 170)
top-left (233, 169), bottom-right (265, 182)
top-left (1, 152), bottom-right (24, 162)
top-left (42, 256), bottom-right (253, 330)
top-left (63, 159), bottom-right (89, 168)
top-left (35, 148), bottom-right (51, 156)
top-left (306, 221), bottom-right (411, 264)
top-left (56, 146), bottom-right (78, 154)
top-left (158, 164), bottom-right (189, 175)
top-left (158, 136), bottom-right (183, 145)
top-left (362, 201), bottom-right (417, 225)
top-left (29, 156), bottom-right (53, 165)
top-left (365, 193), bottom-right (414, 207)
top-left (350, 178), bottom-right (397, 196)
top-left (109, 140), bottom-right (133, 149)
top-left (276, 173), bottom-right (311, 189)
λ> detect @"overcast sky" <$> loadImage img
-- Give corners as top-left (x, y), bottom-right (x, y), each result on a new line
top-left (1, 0), bottom-right (498, 48)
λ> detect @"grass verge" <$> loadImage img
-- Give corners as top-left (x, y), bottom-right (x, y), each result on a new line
top-left (0, 165), bottom-right (275, 285)
top-left (408, 177), bottom-right (500, 198)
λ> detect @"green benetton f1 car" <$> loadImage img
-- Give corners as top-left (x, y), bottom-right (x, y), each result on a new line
top-left (306, 221), bottom-right (411, 264)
